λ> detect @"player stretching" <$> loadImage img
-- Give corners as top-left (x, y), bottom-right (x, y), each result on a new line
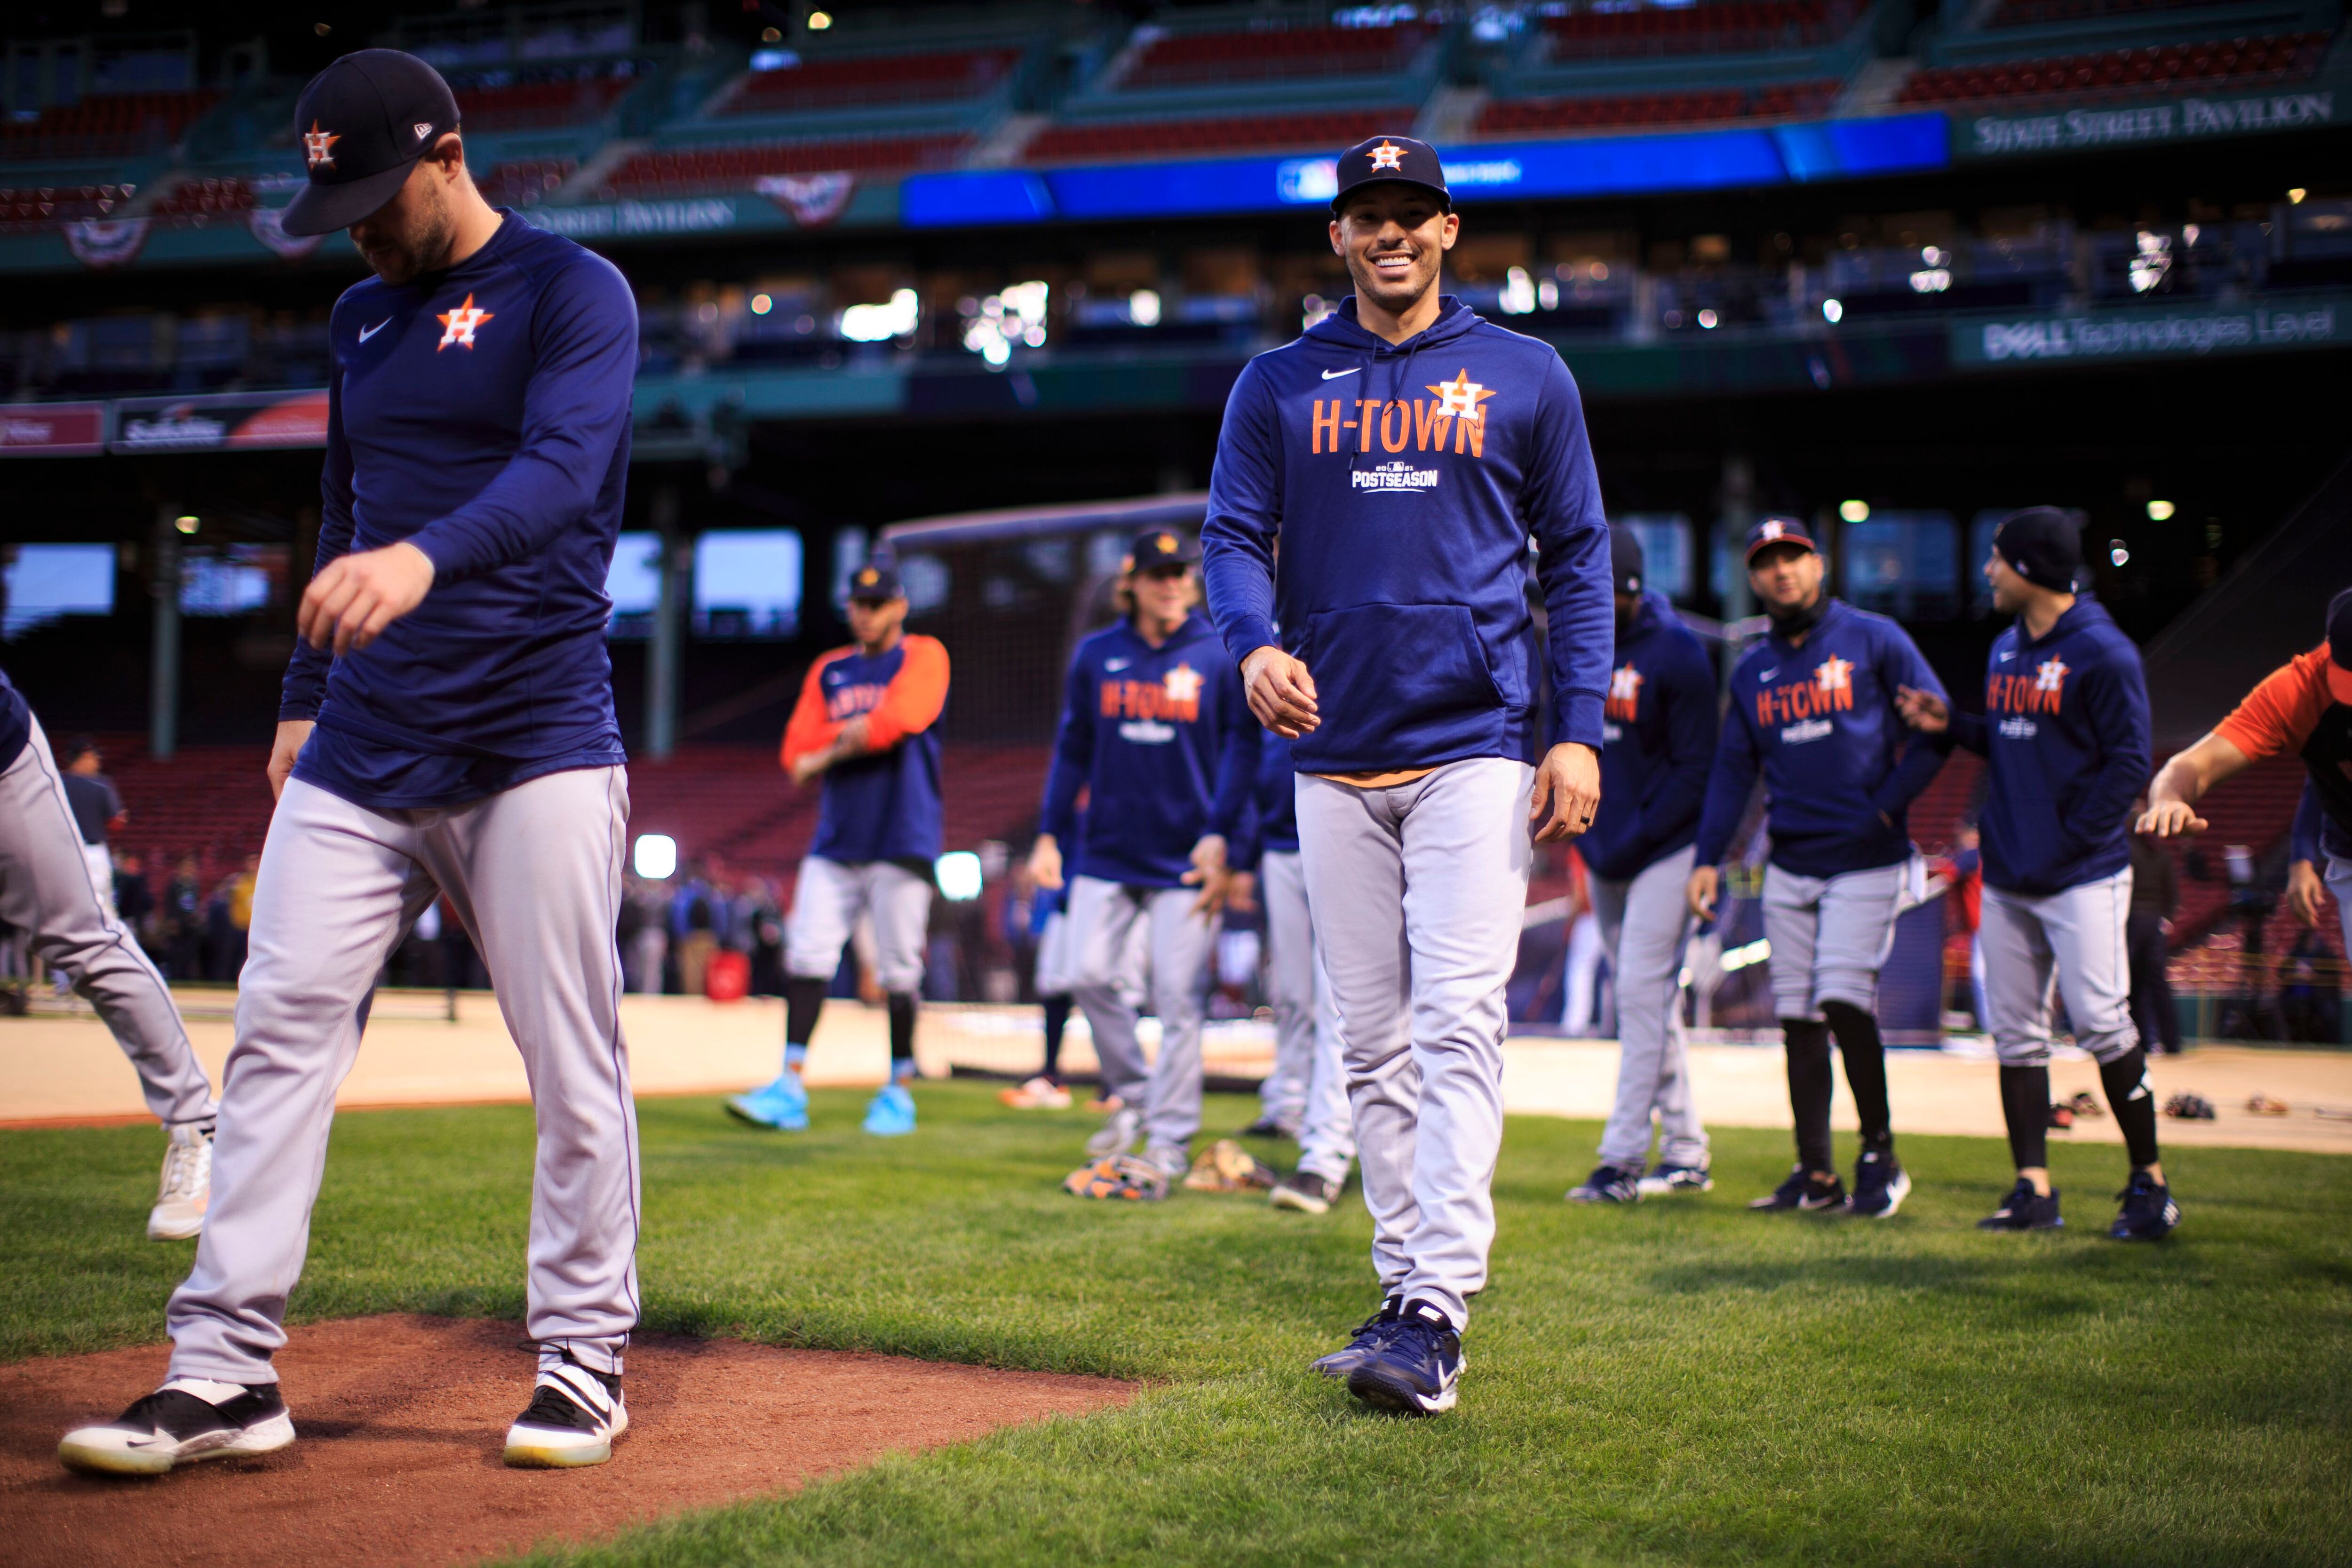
top-left (727, 559), bottom-right (948, 1137)
top-left (1032, 530), bottom-right (1255, 1187)
top-left (1895, 509), bottom-right (2170, 1237)
top-left (1688, 518), bottom-right (1947, 1219)
top-left (0, 669), bottom-right (216, 1239)
top-left (1567, 531), bottom-right (1718, 1204)
top-left (1203, 135), bottom-right (1611, 1415)
top-left (62, 51), bottom-right (639, 1476)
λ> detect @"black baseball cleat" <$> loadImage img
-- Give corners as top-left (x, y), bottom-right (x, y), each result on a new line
top-left (1844, 1148), bottom-right (1912, 1218)
top-left (1978, 1178), bottom-right (2064, 1231)
top-left (1238, 1115), bottom-right (1300, 1140)
top-left (2107, 1171), bottom-right (2180, 1242)
top-left (1566, 1163), bottom-right (1641, 1204)
top-left (504, 1353), bottom-right (628, 1468)
top-left (1270, 1169), bottom-right (1344, 1214)
top-left (1638, 1163), bottom-right (1714, 1196)
top-left (58, 1382), bottom-right (294, 1476)
top-left (1346, 1301), bottom-right (1462, 1416)
top-left (1748, 1166), bottom-right (1845, 1211)
top-left (1309, 1299), bottom-right (1401, 1379)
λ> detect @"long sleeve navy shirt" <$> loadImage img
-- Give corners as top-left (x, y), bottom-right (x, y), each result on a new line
top-left (281, 212), bottom-right (636, 809)
top-left (1200, 295), bottom-right (1613, 772)
top-left (1039, 614), bottom-right (1259, 889)
top-left (1584, 590), bottom-right (1718, 882)
top-left (1693, 598), bottom-right (1948, 878)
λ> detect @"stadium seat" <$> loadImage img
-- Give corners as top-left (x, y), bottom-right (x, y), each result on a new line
top-left (1120, 22), bottom-right (1437, 88)
top-left (0, 183), bottom-right (138, 229)
top-left (1026, 109), bottom-right (1414, 163)
top-left (456, 76), bottom-right (636, 132)
top-left (0, 91), bottom-right (220, 158)
top-left (723, 47), bottom-right (1024, 114)
top-left (1476, 80), bottom-right (1840, 133)
top-left (1897, 32), bottom-right (2331, 104)
top-left (600, 135), bottom-right (972, 195)
top-left (1542, 1), bottom-right (1856, 58)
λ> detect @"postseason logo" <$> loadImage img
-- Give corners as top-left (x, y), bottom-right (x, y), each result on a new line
top-left (1351, 462), bottom-right (1439, 493)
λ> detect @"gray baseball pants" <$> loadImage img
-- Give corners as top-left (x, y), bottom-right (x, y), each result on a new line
top-left (1298, 758), bottom-right (1532, 1331)
top-left (167, 768), bottom-right (639, 1384)
top-left (1980, 869), bottom-right (2138, 1066)
top-left (787, 855), bottom-right (932, 991)
top-left (1761, 860), bottom-right (1909, 1019)
top-left (1068, 874), bottom-right (1216, 1153)
top-left (1260, 848), bottom-right (1355, 1182)
top-left (1591, 844), bottom-right (1708, 1171)
top-left (0, 714), bottom-right (213, 1126)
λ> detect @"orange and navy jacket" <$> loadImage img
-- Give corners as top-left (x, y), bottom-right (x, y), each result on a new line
top-left (2218, 642), bottom-right (2352, 860)
top-left (1938, 597), bottom-right (2148, 896)
top-left (781, 633), bottom-right (949, 864)
top-left (1039, 614), bottom-right (1258, 890)
top-left (1694, 598), bottom-right (1948, 878)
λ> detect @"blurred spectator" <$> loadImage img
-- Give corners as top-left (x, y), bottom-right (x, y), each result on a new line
top-left (437, 895), bottom-right (483, 989)
top-left (1559, 849), bottom-right (1603, 1035)
top-left (162, 854), bottom-right (204, 980)
top-left (2128, 824), bottom-right (2183, 1053)
top-left (112, 850), bottom-right (157, 952)
top-left (740, 876), bottom-right (785, 995)
top-left (621, 877), bottom-right (668, 994)
top-left (670, 859), bottom-right (721, 996)
top-left (1939, 821), bottom-right (1986, 1028)
top-left (2281, 924), bottom-right (2341, 1044)
top-left (207, 854), bottom-right (260, 982)
top-left (60, 737), bottom-right (125, 918)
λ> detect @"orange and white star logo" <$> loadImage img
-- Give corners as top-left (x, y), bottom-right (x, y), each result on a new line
top-left (1814, 655), bottom-right (1853, 695)
top-left (1368, 139), bottom-right (1407, 171)
top-left (1426, 369), bottom-right (1498, 424)
top-left (2034, 656), bottom-right (2069, 693)
top-left (436, 293), bottom-right (495, 351)
top-left (1760, 519), bottom-right (1787, 541)
top-left (1163, 663), bottom-right (1203, 706)
top-left (1609, 664), bottom-right (1645, 705)
top-left (303, 120), bottom-right (340, 170)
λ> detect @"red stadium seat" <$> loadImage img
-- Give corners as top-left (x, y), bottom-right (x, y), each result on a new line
top-left (1475, 80), bottom-right (1840, 134)
top-left (1026, 108), bottom-right (1414, 163)
top-left (0, 90), bottom-right (220, 158)
top-left (1121, 23), bottom-right (1436, 88)
top-left (724, 47), bottom-right (1023, 113)
top-left (601, 135), bottom-right (972, 195)
top-left (1897, 31), bottom-right (2329, 104)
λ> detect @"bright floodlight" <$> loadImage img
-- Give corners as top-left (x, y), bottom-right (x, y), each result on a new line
top-left (634, 834), bottom-right (677, 880)
top-left (1839, 499), bottom-right (1870, 523)
top-left (1821, 297), bottom-right (1843, 323)
top-left (2145, 499), bottom-right (2176, 521)
top-left (935, 851), bottom-right (984, 902)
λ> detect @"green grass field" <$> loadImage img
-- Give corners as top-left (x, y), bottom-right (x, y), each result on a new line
top-left (5, 1082), bottom-right (2348, 1567)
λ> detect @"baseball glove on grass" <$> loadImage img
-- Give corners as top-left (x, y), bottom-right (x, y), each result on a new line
top-left (1184, 1138), bottom-right (1280, 1193)
top-left (1064, 1154), bottom-right (1169, 1202)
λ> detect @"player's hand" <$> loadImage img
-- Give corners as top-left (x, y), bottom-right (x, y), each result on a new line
top-left (1028, 834), bottom-right (1064, 891)
top-left (1896, 685), bottom-right (1949, 733)
top-left (267, 719), bottom-right (315, 802)
top-left (299, 541), bottom-right (435, 656)
top-left (2288, 859), bottom-right (2328, 927)
top-left (837, 716), bottom-right (871, 755)
top-left (789, 751), bottom-right (825, 786)
top-left (1223, 869), bottom-right (1257, 915)
top-left (1242, 646), bottom-right (1319, 739)
top-left (2135, 798), bottom-right (2207, 838)
top-left (1182, 834), bottom-right (1230, 917)
top-left (1687, 864), bottom-right (1719, 923)
top-left (1530, 742), bottom-right (1600, 844)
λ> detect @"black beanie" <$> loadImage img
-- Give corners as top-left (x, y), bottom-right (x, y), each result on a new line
top-left (1993, 507), bottom-right (2082, 594)
top-left (1609, 526), bottom-right (1645, 594)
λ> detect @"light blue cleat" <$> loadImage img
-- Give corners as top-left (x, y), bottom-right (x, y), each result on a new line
top-left (725, 1073), bottom-right (808, 1130)
top-left (862, 1082), bottom-right (916, 1137)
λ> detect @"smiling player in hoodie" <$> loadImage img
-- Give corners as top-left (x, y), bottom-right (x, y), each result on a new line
top-left (1202, 135), bottom-right (1612, 1416)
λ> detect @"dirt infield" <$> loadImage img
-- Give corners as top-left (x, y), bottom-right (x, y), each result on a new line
top-left (0, 1315), bottom-right (1134, 1568)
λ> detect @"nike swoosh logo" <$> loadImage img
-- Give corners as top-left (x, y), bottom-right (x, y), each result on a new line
top-left (1320, 367), bottom-right (1359, 380)
top-left (1757, 668), bottom-right (1778, 682)
top-left (1104, 659), bottom-right (1131, 671)
top-left (358, 319), bottom-right (390, 342)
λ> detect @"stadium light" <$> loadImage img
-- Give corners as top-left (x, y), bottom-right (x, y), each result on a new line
top-left (750, 293), bottom-right (772, 315)
top-left (2109, 540), bottom-right (2130, 566)
top-left (1128, 288), bottom-right (1161, 327)
top-left (840, 288), bottom-right (919, 342)
top-left (1718, 939), bottom-right (1771, 972)
top-left (2146, 499), bottom-right (2176, 521)
top-left (173, 515), bottom-right (199, 533)
top-left (808, 9), bottom-right (833, 29)
top-left (1821, 297), bottom-right (1843, 323)
top-left (2288, 187), bottom-right (2306, 204)
top-left (1696, 308), bottom-right (1719, 329)
top-left (935, 851), bottom-right (984, 902)
top-left (1500, 266), bottom-right (1537, 315)
top-left (633, 834), bottom-right (677, 880)
top-left (1839, 499), bottom-right (1869, 523)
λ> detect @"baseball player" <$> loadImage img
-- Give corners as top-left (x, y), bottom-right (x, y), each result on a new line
top-left (1202, 135), bottom-right (1612, 1415)
top-left (1030, 529), bottom-right (1257, 1186)
top-left (61, 51), bottom-right (640, 1476)
top-left (727, 559), bottom-right (947, 1137)
top-left (1688, 517), bottom-right (1948, 1220)
top-left (1896, 509), bottom-right (2169, 1238)
top-left (1567, 530), bottom-right (1718, 1204)
top-left (0, 670), bottom-right (216, 1240)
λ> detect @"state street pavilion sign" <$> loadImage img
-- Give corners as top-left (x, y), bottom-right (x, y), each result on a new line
top-left (1956, 85), bottom-right (2336, 159)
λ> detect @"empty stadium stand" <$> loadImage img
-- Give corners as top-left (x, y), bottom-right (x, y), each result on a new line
top-left (0, 183), bottom-right (138, 230)
top-left (1120, 21), bottom-right (1438, 88)
top-left (1476, 79), bottom-right (1841, 133)
top-left (453, 74), bottom-right (638, 132)
top-left (477, 157), bottom-right (579, 208)
top-left (0, 91), bottom-right (220, 159)
top-left (1025, 107), bottom-right (1412, 162)
top-left (600, 135), bottom-right (971, 195)
top-left (1898, 31), bottom-right (2330, 103)
top-left (720, 47), bottom-right (1025, 114)
top-left (1542, 0), bottom-right (1859, 59)
top-left (1987, 0), bottom-right (2280, 26)
top-left (149, 176), bottom-right (253, 219)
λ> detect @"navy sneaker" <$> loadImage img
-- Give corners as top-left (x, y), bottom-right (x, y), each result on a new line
top-left (1308, 1299), bottom-right (1400, 1379)
top-left (1844, 1148), bottom-right (1911, 1218)
top-left (1748, 1166), bottom-right (1845, 1211)
top-left (1637, 1163), bottom-right (1714, 1197)
top-left (1346, 1301), bottom-right (1462, 1415)
top-left (1977, 1178), bottom-right (2063, 1231)
top-left (1566, 1163), bottom-right (1641, 1204)
top-left (2108, 1171), bottom-right (2179, 1241)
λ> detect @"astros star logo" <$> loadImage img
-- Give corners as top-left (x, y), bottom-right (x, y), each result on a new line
top-left (303, 120), bottom-right (340, 170)
top-left (2034, 656), bottom-right (2069, 693)
top-left (1608, 664), bottom-right (1644, 705)
top-left (1368, 139), bottom-right (1407, 172)
top-left (1760, 519), bottom-right (1786, 541)
top-left (436, 293), bottom-right (495, 351)
top-left (1426, 369), bottom-right (1498, 424)
top-left (1163, 663), bottom-right (1204, 706)
top-left (1814, 655), bottom-right (1853, 695)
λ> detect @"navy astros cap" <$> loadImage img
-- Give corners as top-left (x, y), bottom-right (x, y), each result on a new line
top-left (1331, 134), bottom-right (1449, 214)
top-left (846, 559), bottom-right (904, 601)
top-left (1744, 516), bottom-right (1818, 562)
top-left (2327, 587), bottom-right (2352, 704)
top-left (1128, 529), bottom-right (1201, 570)
top-left (281, 49), bottom-right (462, 238)
top-left (1609, 527), bottom-right (1645, 595)
top-left (1992, 506), bottom-right (2083, 594)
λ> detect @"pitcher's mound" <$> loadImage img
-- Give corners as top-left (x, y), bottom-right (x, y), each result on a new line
top-left (1, 1314), bottom-right (1135, 1568)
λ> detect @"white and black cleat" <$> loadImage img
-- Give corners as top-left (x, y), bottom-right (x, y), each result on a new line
top-left (147, 1121), bottom-right (213, 1241)
top-left (504, 1354), bottom-right (627, 1468)
top-left (58, 1381), bottom-right (294, 1476)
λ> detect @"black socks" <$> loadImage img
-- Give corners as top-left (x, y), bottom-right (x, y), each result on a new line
top-left (2099, 1047), bottom-right (2162, 1170)
top-left (1822, 1000), bottom-right (1893, 1152)
top-left (1999, 1064), bottom-right (2051, 1171)
top-left (1041, 993), bottom-right (1071, 1082)
top-left (784, 976), bottom-right (826, 1054)
top-left (887, 991), bottom-right (917, 1066)
top-left (1783, 1018), bottom-right (1835, 1174)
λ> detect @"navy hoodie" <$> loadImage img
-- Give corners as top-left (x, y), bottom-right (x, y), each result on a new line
top-left (1040, 613), bottom-right (1259, 888)
top-left (1585, 591), bottom-right (1717, 882)
top-left (1201, 296), bottom-right (1612, 772)
top-left (1694, 598), bottom-right (1948, 878)
top-left (1232, 732), bottom-right (1303, 872)
top-left (1941, 597), bottom-right (2149, 896)
top-left (0, 667), bottom-right (28, 773)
